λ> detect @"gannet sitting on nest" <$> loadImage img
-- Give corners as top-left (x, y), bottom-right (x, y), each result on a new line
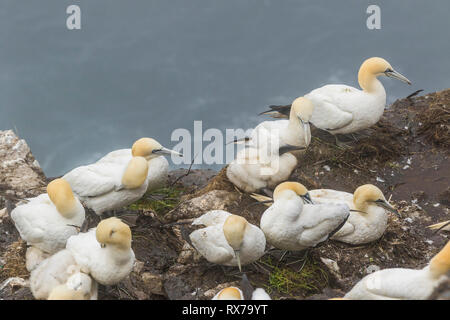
top-left (259, 182), bottom-right (350, 251)
top-left (344, 241), bottom-right (450, 300)
top-left (63, 156), bottom-right (149, 215)
top-left (30, 217), bottom-right (135, 299)
top-left (252, 183), bottom-right (399, 245)
top-left (189, 210), bottom-right (266, 271)
top-left (97, 137), bottom-right (182, 191)
top-left (259, 57), bottom-right (411, 143)
top-left (10, 178), bottom-right (85, 271)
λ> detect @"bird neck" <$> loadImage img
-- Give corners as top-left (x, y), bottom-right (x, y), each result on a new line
top-left (358, 72), bottom-right (385, 95)
top-left (429, 242), bottom-right (450, 278)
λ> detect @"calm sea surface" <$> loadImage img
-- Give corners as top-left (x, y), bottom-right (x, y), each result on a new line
top-left (1, 0), bottom-right (449, 176)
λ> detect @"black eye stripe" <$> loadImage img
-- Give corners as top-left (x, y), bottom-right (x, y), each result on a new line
top-left (385, 68), bottom-right (393, 73)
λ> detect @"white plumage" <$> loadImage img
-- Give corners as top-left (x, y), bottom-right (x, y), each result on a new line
top-left (66, 227), bottom-right (135, 285)
top-left (260, 183), bottom-right (349, 251)
top-left (11, 180), bottom-right (85, 255)
top-left (189, 210), bottom-right (266, 269)
top-left (344, 241), bottom-right (450, 299)
top-left (226, 146), bottom-right (298, 193)
top-left (309, 184), bottom-right (398, 244)
top-left (261, 57), bottom-right (411, 136)
top-left (63, 157), bottom-right (149, 215)
top-left (97, 148), bottom-right (169, 191)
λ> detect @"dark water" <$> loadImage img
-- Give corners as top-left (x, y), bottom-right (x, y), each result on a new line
top-left (1, 0), bottom-right (449, 176)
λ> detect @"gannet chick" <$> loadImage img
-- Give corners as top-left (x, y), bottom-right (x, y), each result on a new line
top-left (310, 184), bottom-right (399, 244)
top-left (63, 156), bottom-right (149, 215)
top-left (10, 178), bottom-right (85, 269)
top-left (97, 137), bottom-right (182, 191)
top-left (66, 217), bottom-right (135, 285)
top-left (260, 57), bottom-right (411, 136)
top-left (260, 182), bottom-right (350, 251)
top-left (244, 97), bottom-right (314, 149)
top-left (344, 241), bottom-right (450, 300)
top-left (189, 210), bottom-right (266, 271)
top-left (47, 272), bottom-right (98, 300)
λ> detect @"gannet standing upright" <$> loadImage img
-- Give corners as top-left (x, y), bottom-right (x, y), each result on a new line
top-left (97, 137), bottom-right (182, 191)
top-left (63, 156), bottom-right (149, 215)
top-left (260, 57), bottom-right (411, 140)
top-left (260, 182), bottom-right (350, 251)
top-left (344, 241), bottom-right (450, 300)
top-left (189, 210), bottom-right (266, 271)
top-left (10, 178), bottom-right (85, 270)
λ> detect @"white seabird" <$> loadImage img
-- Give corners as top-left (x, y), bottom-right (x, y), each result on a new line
top-left (260, 57), bottom-right (411, 142)
top-left (10, 178), bottom-right (85, 270)
top-left (97, 137), bottom-right (182, 191)
top-left (344, 241), bottom-right (450, 300)
top-left (252, 183), bottom-right (399, 245)
top-left (259, 182), bottom-right (350, 251)
top-left (63, 156), bottom-right (149, 215)
top-left (189, 210), bottom-right (266, 271)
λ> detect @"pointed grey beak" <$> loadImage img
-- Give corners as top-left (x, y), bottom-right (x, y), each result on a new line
top-left (385, 69), bottom-right (411, 85)
top-left (153, 147), bottom-right (183, 157)
top-left (299, 118), bottom-right (311, 146)
top-left (301, 192), bottom-right (314, 204)
top-left (235, 250), bottom-right (242, 272)
top-left (374, 199), bottom-right (400, 217)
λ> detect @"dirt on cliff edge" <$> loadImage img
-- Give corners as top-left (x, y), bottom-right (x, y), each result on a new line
top-left (0, 89), bottom-right (449, 300)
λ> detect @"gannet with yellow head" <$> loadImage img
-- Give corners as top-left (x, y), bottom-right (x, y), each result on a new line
top-left (97, 137), bottom-right (182, 191)
top-left (344, 241), bottom-right (450, 299)
top-left (11, 178), bottom-right (85, 270)
top-left (252, 183), bottom-right (399, 245)
top-left (260, 182), bottom-right (350, 251)
top-left (309, 184), bottom-right (399, 244)
top-left (66, 217), bottom-right (135, 285)
top-left (63, 156), bottom-right (150, 215)
top-left (260, 57), bottom-right (411, 137)
top-left (189, 210), bottom-right (266, 271)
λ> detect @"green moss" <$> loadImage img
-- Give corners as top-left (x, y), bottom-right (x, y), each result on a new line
top-left (128, 187), bottom-right (184, 216)
top-left (262, 256), bottom-right (329, 297)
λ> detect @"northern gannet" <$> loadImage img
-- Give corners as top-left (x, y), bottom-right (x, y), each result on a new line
top-left (226, 140), bottom-right (305, 194)
top-left (241, 96), bottom-right (314, 149)
top-left (259, 182), bottom-right (350, 251)
top-left (10, 178), bottom-right (85, 270)
top-left (189, 210), bottom-right (266, 271)
top-left (30, 218), bottom-right (133, 298)
top-left (63, 156), bottom-right (149, 215)
top-left (97, 137), bottom-right (182, 191)
top-left (260, 57), bottom-right (411, 140)
top-left (66, 217), bottom-right (135, 285)
top-left (344, 241), bottom-right (450, 300)
top-left (252, 183), bottom-right (399, 245)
